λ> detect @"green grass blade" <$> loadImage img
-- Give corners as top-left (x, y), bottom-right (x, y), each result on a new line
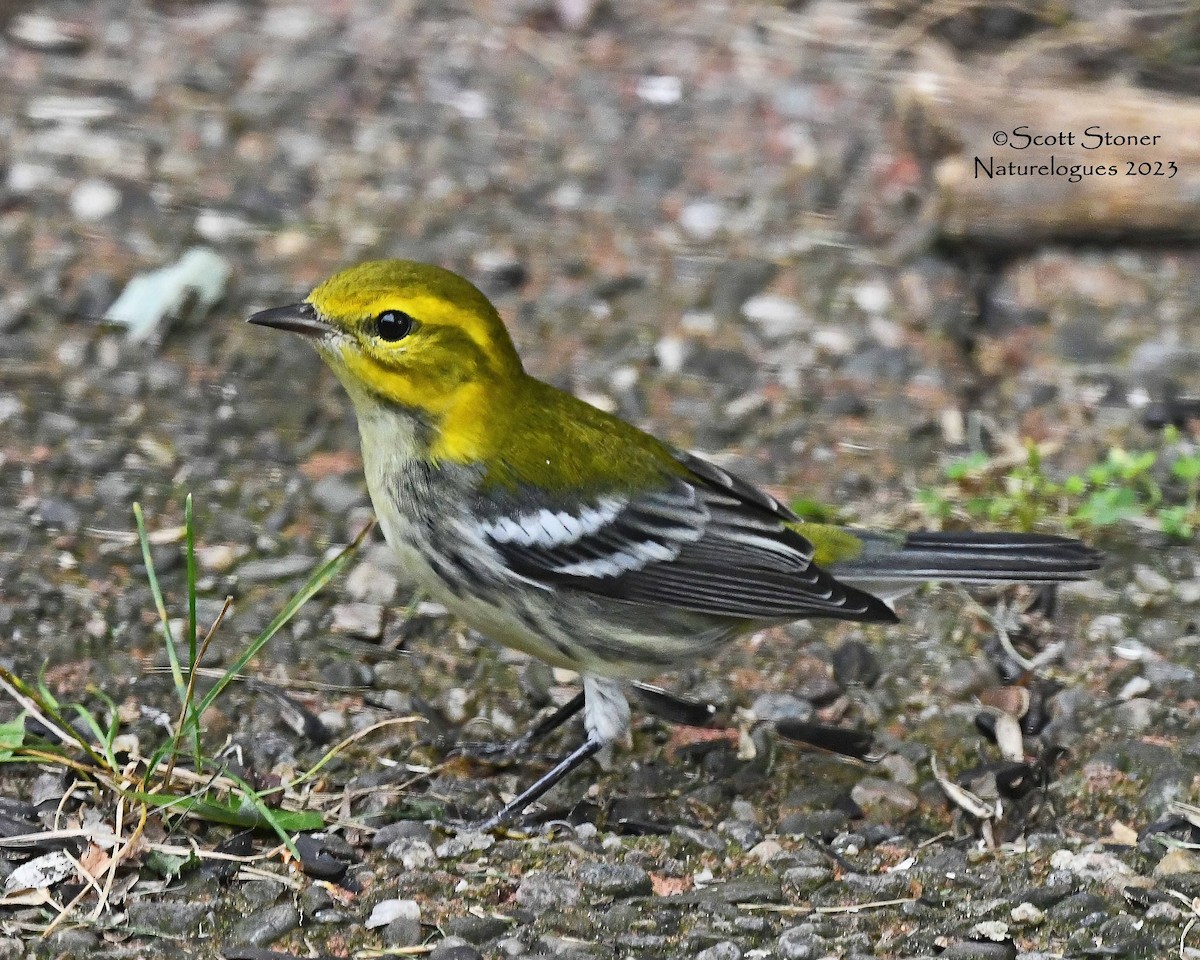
top-left (134, 503), bottom-right (186, 706)
top-left (130, 788), bottom-right (324, 834)
top-left (191, 523), bottom-right (372, 721)
top-left (183, 494), bottom-right (202, 766)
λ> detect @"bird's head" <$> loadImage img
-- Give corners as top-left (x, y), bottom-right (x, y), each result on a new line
top-left (248, 260), bottom-right (524, 422)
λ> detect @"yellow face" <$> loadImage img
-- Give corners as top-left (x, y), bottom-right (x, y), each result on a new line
top-left (252, 260), bottom-right (523, 417)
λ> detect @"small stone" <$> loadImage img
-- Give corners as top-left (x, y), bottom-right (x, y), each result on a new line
top-left (238, 556), bottom-right (315, 581)
top-left (125, 900), bottom-right (209, 936)
top-left (751, 693), bottom-right (812, 724)
top-left (70, 178), bottom-right (120, 221)
top-left (850, 776), bottom-right (919, 816)
top-left (696, 942), bottom-right (742, 960)
top-left (1134, 566), bottom-right (1172, 594)
top-left (435, 832), bottom-right (494, 858)
top-left (374, 899), bottom-right (421, 947)
top-left (672, 825), bottom-right (724, 852)
top-left (444, 914), bottom-right (510, 944)
top-left (747, 839), bottom-right (783, 864)
top-left (741, 294), bottom-right (809, 338)
top-left (880, 753), bottom-right (918, 785)
top-left (386, 838), bottom-right (435, 870)
top-left (345, 560), bottom-right (401, 604)
top-left (515, 872), bottom-right (581, 911)
top-left (718, 819), bottom-right (764, 848)
top-left (197, 544), bottom-right (238, 573)
top-left (430, 939), bottom-right (483, 960)
top-left (311, 475), bottom-right (365, 513)
top-left (679, 200), bottom-right (726, 241)
top-left (636, 75), bottom-right (682, 106)
top-left (782, 865), bottom-right (832, 894)
top-left (1010, 901), bottom-right (1044, 924)
top-left (1154, 847), bottom-right (1200, 877)
top-left (655, 335), bottom-right (688, 375)
top-left (1112, 698), bottom-right (1157, 733)
top-left (776, 923), bottom-right (827, 960)
top-left (8, 12), bottom-right (89, 52)
top-left (231, 903), bottom-right (301, 946)
top-left (330, 602), bottom-right (385, 640)
top-left (577, 862), bottom-right (652, 897)
top-left (853, 280), bottom-right (892, 314)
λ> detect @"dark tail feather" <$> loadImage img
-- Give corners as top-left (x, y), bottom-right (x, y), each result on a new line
top-left (836, 531), bottom-right (1103, 585)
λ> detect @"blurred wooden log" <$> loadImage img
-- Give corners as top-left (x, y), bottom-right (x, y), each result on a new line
top-left (899, 51), bottom-right (1200, 248)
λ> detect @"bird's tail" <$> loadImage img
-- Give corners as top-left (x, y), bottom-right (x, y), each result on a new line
top-left (824, 529), bottom-right (1102, 596)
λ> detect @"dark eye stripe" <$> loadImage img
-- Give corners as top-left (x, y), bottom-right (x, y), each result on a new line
top-left (375, 310), bottom-right (415, 341)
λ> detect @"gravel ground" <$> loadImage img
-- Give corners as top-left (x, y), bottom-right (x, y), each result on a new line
top-left (1, 1), bottom-right (1199, 958)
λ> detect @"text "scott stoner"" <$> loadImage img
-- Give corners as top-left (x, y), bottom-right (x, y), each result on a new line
top-left (1001, 125), bottom-right (1162, 148)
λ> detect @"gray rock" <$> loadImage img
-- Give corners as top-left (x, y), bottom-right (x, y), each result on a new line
top-left (126, 899), bottom-right (209, 936)
top-left (237, 555), bottom-right (315, 581)
top-left (751, 692), bottom-right (812, 724)
top-left (672, 825), bottom-right (725, 852)
top-left (430, 939), bottom-right (484, 960)
top-left (312, 475), bottom-right (366, 513)
top-left (444, 913), bottom-right (511, 943)
top-left (717, 819), bottom-right (764, 849)
top-left (782, 865), bottom-right (833, 894)
top-left (777, 922), bottom-right (828, 960)
top-left (515, 871), bottom-right (581, 911)
top-left (577, 861), bottom-right (652, 897)
top-left (696, 942), bottom-right (743, 960)
top-left (231, 903), bottom-right (301, 946)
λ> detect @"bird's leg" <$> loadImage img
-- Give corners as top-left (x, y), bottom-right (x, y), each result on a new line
top-left (453, 691), bottom-right (585, 762)
top-left (472, 735), bottom-right (604, 830)
top-left (471, 676), bottom-right (629, 829)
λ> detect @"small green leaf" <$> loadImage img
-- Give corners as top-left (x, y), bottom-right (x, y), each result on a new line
top-left (1075, 487), bottom-right (1141, 526)
top-left (944, 452), bottom-right (990, 481)
top-left (0, 714), bottom-right (26, 762)
top-left (1171, 454), bottom-right (1200, 484)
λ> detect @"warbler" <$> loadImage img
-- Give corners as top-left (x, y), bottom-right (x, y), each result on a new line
top-left (249, 259), bottom-right (1101, 826)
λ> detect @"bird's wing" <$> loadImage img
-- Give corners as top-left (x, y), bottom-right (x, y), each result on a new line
top-left (470, 450), bottom-right (896, 623)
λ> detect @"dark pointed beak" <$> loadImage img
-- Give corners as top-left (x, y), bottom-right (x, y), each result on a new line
top-left (247, 301), bottom-right (329, 338)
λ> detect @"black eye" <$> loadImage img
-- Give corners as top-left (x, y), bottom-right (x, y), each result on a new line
top-left (374, 310), bottom-right (414, 342)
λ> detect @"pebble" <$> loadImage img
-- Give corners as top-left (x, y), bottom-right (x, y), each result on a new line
top-left (577, 862), bottom-right (652, 897)
top-left (237, 555), bottom-right (315, 581)
top-left (1154, 847), bottom-right (1200, 877)
top-left (231, 903), bottom-right (301, 946)
top-left (345, 557), bottom-right (402, 604)
top-left (1133, 566), bottom-right (1172, 594)
top-left (386, 838), bottom-right (436, 870)
top-left (696, 942), bottom-right (743, 960)
top-left (1009, 902), bottom-right (1044, 924)
top-left (311, 475), bottom-right (365, 513)
top-left (679, 200), bottom-right (727, 241)
top-left (125, 900), bottom-right (210, 936)
top-left (435, 832), bottom-right (494, 858)
top-left (776, 923), bottom-right (828, 960)
top-left (429, 939), bottom-right (484, 960)
top-left (330, 602), bottom-right (385, 639)
top-left (515, 872), bottom-right (581, 911)
top-left (850, 776), bottom-right (919, 816)
top-left (70, 178), bottom-right (121, 221)
top-left (750, 692), bottom-right (812, 724)
top-left (375, 900), bottom-right (422, 947)
top-left (741, 294), bottom-right (809, 338)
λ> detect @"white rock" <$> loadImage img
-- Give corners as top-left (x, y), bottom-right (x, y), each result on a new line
top-left (636, 75), bottom-right (682, 105)
top-left (742, 294), bottom-right (809, 338)
top-left (70, 178), bottom-right (120, 221)
top-left (366, 898), bottom-right (419, 929)
top-left (679, 200), bottom-right (727, 241)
